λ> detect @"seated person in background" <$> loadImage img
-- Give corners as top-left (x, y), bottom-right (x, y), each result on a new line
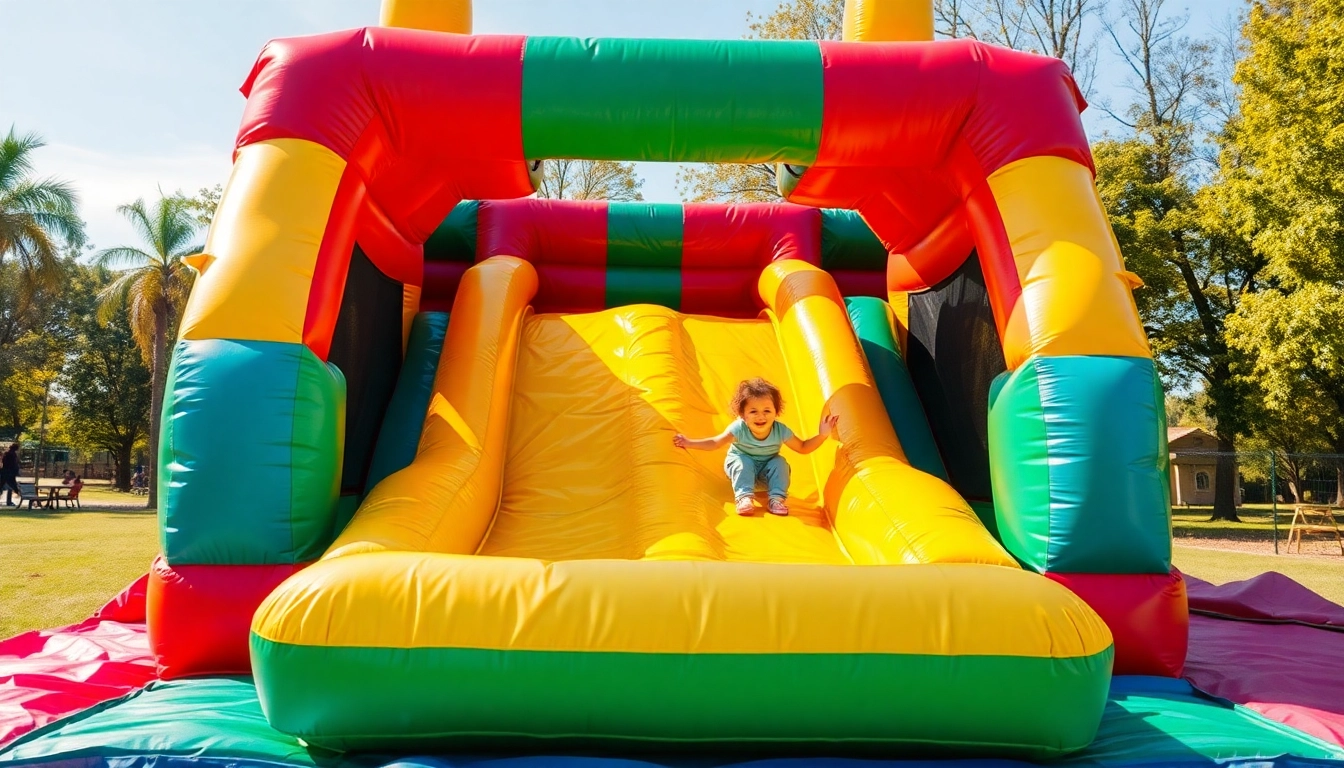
top-left (61, 470), bottom-right (76, 485)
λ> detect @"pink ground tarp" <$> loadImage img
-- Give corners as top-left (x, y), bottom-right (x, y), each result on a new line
top-left (0, 575), bottom-right (156, 747)
top-left (1185, 571), bottom-right (1344, 746)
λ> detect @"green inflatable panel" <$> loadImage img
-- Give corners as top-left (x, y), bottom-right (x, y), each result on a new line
top-left (845, 297), bottom-right (948, 482)
top-left (522, 37), bottom-right (823, 163)
top-left (363, 312), bottom-right (450, 496)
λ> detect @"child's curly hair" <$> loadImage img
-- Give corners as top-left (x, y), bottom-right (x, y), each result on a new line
top-left (731, 378), bottom-right (784, 416)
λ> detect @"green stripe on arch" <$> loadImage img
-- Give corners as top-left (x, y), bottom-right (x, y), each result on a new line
top-left (607, 202), bottom-right (682, 268)
top-left (606, 267), bottom-right (680, 309)
top-left (252, 636), bottom-right (1112, 755)
top-left (521, 38), bottom-right (824, 163)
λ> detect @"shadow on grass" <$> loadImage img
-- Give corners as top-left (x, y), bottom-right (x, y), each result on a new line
top-left (1172, 503), bottom-right (1341, 544)
top-left (0, 506), bottom-right (156, 520)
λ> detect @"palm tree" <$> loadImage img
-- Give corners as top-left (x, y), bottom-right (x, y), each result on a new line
top-left (95, 197), bottom-right (200, 508)
top-left (0, 126), bottom-right (84, 290)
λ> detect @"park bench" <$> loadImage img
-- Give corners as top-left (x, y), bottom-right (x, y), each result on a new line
top-left (14, 482), bottom-right (43, 509)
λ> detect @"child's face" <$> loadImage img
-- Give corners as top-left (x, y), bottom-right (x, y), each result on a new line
top-left (741, 396), bottom-right (777, 434)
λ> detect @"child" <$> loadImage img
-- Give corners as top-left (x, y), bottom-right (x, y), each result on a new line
top-left (673, 377), bottom-right (839, 516)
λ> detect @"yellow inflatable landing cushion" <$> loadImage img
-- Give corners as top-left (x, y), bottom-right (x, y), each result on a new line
top-left (251, 257), bottom-right (1113, 756)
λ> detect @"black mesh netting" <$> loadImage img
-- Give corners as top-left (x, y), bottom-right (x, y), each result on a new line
top-left (327, 245), bottom-right (405, 496)
top-left (905, 251), bottom-right (1007, 502)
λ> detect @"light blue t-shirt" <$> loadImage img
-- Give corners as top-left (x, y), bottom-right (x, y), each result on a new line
top-left (727, 419), bottom-right (795, 459)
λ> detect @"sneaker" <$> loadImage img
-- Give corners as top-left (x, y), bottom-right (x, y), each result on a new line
top-left (735, 497), bottom-right (754, 516)
top-left (767, 498), bottom-right (789, 516)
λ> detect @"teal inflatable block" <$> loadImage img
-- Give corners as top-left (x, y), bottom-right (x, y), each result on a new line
top-left (160, 339), bottom-right (345, 566)
top-left (989, 355), bottom-right (1170, 574)
top-left (363, 312), bottom-right (449, 496)
top-left (425, 200), bottom-right (478, 263)
top-left (821, 209), bottom-right (886, 272)
top-left (844, 297), bottom-right (948, 483)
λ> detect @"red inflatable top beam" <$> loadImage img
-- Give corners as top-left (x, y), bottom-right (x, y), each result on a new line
top-left (236, 29), bottom-right (1089, 267)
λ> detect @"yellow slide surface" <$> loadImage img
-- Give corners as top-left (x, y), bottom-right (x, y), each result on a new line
top-left (328, 256), bottom-right (1013, 567)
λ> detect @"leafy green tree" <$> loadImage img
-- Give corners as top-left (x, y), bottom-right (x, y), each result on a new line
top-left (1213, 1), bottom-right (1344, 504)
top-left (0, 253), bottom-right (82, 440)
top-left (1238, 405), bottom-right (1330, 504)
top-left (537, 160), bottom-right (644, 201)
top-left (171, 184), bottom-right (224, 228)
top-left (0, 127), bottom-right (84, 444)
top-left (1165, 391), bottom-right (1215, 432)
top-left (1228, 284), bottom-right (1344, 504)
top-left (0, 127), bottom-right (84, 292)
top-left (747, 0), bottom-right (844, 39)
top-left (62, 270), bottom-right (152, 492)
top-left (95, 197), bottom-right (201, 508)
top-left (1229, 0), bottom-right (1344, 284)
top-left (1094, 0), bottom-right (1258, 521)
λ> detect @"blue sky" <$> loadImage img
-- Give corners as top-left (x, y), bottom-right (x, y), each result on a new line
top-left (2, 0), bottom-right (1235, 250)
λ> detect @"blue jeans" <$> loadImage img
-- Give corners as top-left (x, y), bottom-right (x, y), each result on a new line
top-left (725, 452), bottom-right (790, 501)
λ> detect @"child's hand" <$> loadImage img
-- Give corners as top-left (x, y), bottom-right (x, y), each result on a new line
top-left (673, 434), bottom-right (688, 448)
top-left (820, 413), bottom-right (840, 437)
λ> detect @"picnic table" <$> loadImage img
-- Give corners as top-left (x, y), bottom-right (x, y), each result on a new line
top-left (35, 482), bottom-right (80, 509)
top-left (1287, 504), bottom-right (1344, 555)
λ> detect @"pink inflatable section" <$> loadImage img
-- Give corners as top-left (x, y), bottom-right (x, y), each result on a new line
top-left (0, 576), bottom-right (155, 745)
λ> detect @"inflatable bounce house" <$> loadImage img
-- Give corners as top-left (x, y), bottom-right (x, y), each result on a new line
top-left (5, 0), bottom-right (1344, 766)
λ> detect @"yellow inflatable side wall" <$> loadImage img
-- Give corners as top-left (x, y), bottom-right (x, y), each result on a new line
top-left (327, 257), bottom-right (537, 558)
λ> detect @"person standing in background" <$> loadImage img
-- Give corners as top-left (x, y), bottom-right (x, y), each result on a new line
top-left (2, 443), bottom-right (20, 506)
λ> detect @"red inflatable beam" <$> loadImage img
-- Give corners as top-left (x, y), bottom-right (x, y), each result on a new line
top-left (1046, 569), bottom-right (1189, 677)
top-left (147, 557), bottom-right (306, 679)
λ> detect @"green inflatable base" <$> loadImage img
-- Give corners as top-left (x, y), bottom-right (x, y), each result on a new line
top-left (3, 677), bottom-right (1340, 767)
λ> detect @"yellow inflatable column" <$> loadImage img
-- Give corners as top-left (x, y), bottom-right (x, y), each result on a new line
top-left (842, 0), bottom-right (933, 42)
top-left (759, 261), bottom-right (1014, 567)
top-left (379, 0), bottom-right (471, 34)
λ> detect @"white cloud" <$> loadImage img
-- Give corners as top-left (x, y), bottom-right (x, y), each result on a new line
top-left (36, 142), bottom-right (232, 253)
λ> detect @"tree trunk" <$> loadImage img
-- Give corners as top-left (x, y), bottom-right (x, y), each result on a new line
top-left (1209, 436), bottom-right (1240, 522)
top-left (115, 443), bottom-right (133, 492)
top-left (148, 305), bottom-right (168, 509)
top-left (1335, 460), bottom-right (1344, 507)
top-left (1285, 457), bottom-right (1303, 504)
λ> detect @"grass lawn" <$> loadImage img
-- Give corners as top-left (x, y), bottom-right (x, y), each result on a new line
top-left (0, 505), bottom-right (158, 639)
top-left (1170, 502), bottom-right (1337, 541)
